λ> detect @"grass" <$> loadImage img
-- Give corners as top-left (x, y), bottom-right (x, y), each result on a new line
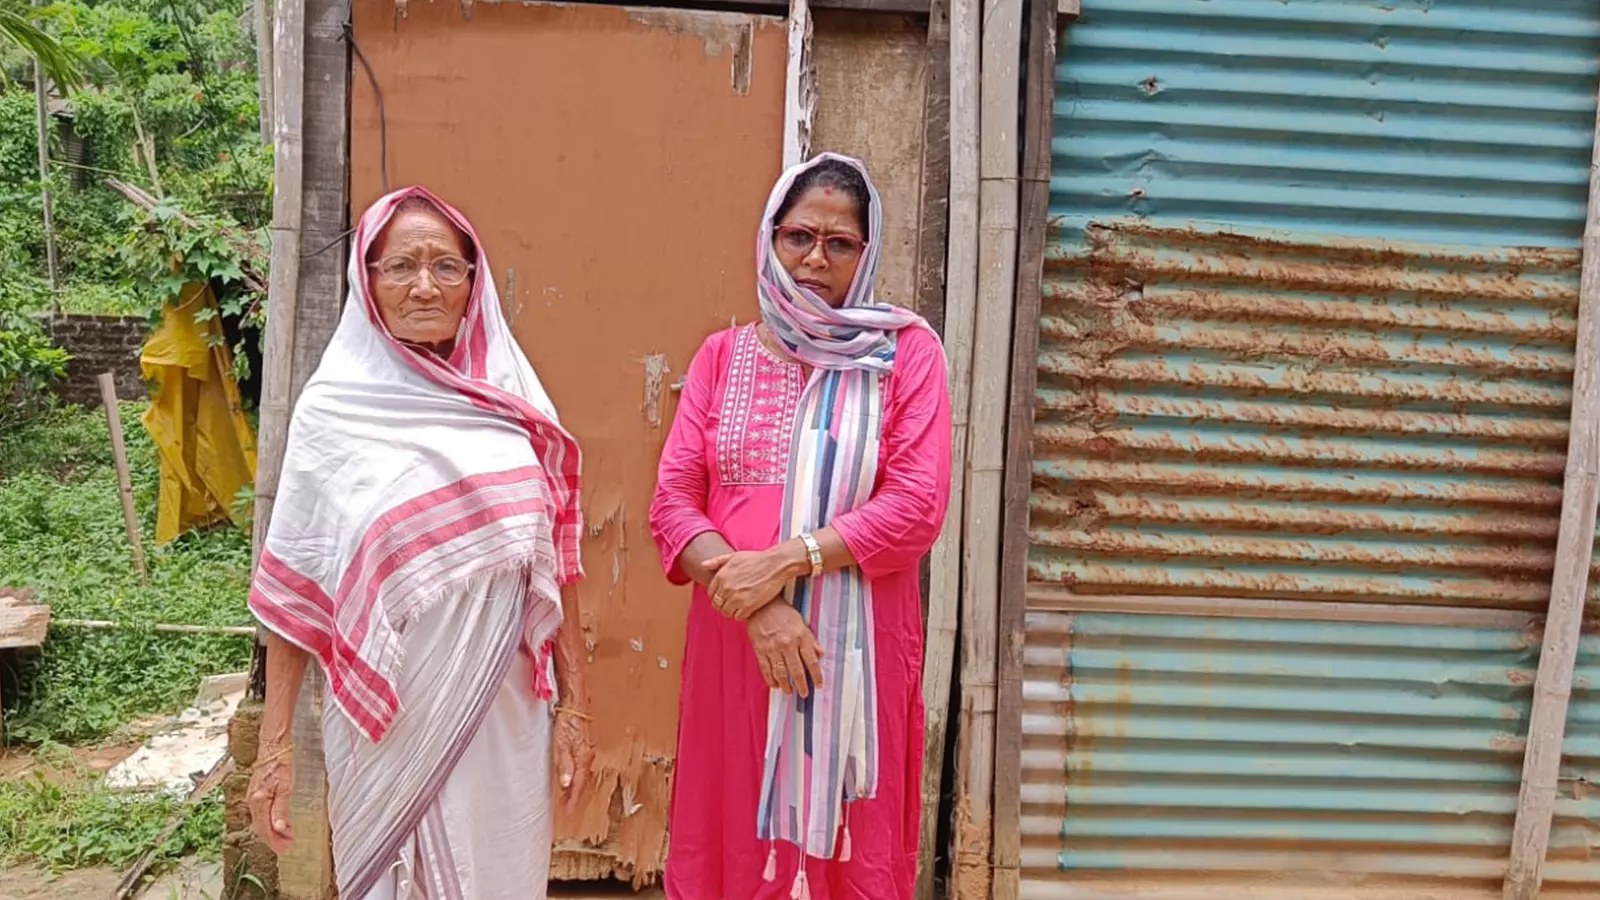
top-left (0, 744), bottom-right (223, 872)
top-left (0, 402), bottom-right (255, 745)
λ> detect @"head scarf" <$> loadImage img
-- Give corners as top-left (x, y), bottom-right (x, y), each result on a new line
top-left (755, 153), bottom-right (924, 887)
top-left (248, 186), bottom-right (583, 742)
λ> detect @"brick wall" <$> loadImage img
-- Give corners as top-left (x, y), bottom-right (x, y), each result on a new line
top-left (44, 314), bottom-right (148, 407)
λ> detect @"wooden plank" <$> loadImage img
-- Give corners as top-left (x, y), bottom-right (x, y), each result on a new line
top-left (1028, 590), bottom-right (1546, 631)
top-left (272, 0), bottom-right (348, 893)
top-left (99, 373), bottom-right (150, 584)
top-left (485, 0), bottom-right (932, 13)
top-left (782, 0), bottom-right (816, 169)
top-left (0, 601), bottom-right (51, 650)
top-left (952, 0), bottom-right (1021, 888)
top-left (1502, 75), bottom-right (1600, 900)
top-left (912, 2), bottom-right (952, 898)
top-left (939, 0), bottom-right (979, 885)
top-left (990, 0), bottom-right (1055, 896)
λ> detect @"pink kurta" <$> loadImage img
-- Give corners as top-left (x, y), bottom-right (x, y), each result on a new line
top-left (650, 323), bottom-right (951, 900)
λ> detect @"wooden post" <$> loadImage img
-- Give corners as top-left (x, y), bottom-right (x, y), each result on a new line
top-left (1502, 81), bottom-right (1600, 900)
top-left (32, 27), bottom-right (60, 303)
top-left (782, 0), bottom-right (816, 169)
top-left (257, 0), bottom-right (349, 891)
top-left (256, 0), bottom-right (306, 566)
top-left (913, 1), bottom-right (956, 896)
top-left (98, 373), bottom-right (150, 584)
top-left (989, 0), bottom-right (1059, 897)
top-left (952, 0), bottom-right (1021, 891)
top-left (939, 0), bottom-right (981, 887)
top-left (940, 0), bottom-right (979, 877)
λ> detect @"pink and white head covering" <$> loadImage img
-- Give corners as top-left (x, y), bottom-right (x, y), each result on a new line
top-left (756, 151), bottom-right (921, 370)
top-left (248, 186), bottom-right (583, 743)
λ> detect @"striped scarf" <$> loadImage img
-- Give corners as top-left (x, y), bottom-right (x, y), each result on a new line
top-left (754, 153), bottom-right (921, 878)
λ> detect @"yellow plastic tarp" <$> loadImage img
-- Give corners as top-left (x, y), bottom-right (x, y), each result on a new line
top-left (139, 283), bottom-right (259, 544)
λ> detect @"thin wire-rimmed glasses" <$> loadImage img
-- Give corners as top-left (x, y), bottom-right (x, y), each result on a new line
top-left (369, 254), bottom-right (475, 287)
top-left (774, 225), bottom-right (867, 263)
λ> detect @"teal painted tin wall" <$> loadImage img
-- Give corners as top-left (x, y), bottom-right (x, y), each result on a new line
top-left (1019, 611), bottom-right (1600, 895)
top-left (1023, 0), bottom-right (1600, 893)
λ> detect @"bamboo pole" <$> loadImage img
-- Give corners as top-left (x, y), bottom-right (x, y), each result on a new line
top-left (781, 0), bottom-right (815, 169)
top-left (53, 619), bottom-right (257, 636)
top-left (952, 0), bottom-right (1022, 890)
top-left (991, 1), bottom-right (1059, 897)
top-left (253, 0), bottom-right (275, 143)
top-left (98, 373), bottom-right (150, 584)
top-left (1502, 81), bottom-right (1600, 900)
top-left (32, 21), bottom-right (60, 304)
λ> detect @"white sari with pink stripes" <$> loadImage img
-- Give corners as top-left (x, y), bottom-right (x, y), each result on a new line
top-left (249, 187), bottom-right (583, 900)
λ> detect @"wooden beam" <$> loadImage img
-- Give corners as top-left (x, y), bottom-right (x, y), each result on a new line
top-left (912, 2), bottom-right (952, 895)
top-left (0, 599), bottom-right (50, 650)
top-left (939, 0), bottom-right (979, 881)
top-left (989, 0), bottom-right (1054, 896)
top-left (269, 0), bottom-right (350, 893)
top-left (99, 373), bottom-right (150, 584)
top-left (481, 0), bottom-right (933, 14)
top-left (1502, 76), bottom-right (1600, 900)
top-left (782, 0), bottom-right (816, 169)
top-left (952, 0), bottom-right (1021, 888)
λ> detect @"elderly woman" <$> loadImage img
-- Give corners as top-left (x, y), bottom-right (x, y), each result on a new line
top-left (246, 187), bottom-right (594, 900)
top-left (650, 153), bottom-right (952, 900)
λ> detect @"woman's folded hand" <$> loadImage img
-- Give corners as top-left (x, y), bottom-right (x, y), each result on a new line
top-left (706, 543), bottom-right (804, 621)
top-left (746, 603), bottom-right (825, 698)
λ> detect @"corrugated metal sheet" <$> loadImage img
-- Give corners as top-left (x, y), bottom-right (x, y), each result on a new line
top-left (1052, 0), bottom-right (1600, 248)
top-left (1022, 0), bottom-right (1600, 892)
top-left (1019, 611), bottom-right (1600, 895)
top-left (1034, 225), bottom-right (1581, 609)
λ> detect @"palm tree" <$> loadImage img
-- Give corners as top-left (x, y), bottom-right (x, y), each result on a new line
top-left (0, 0), bottom-right (81, 89)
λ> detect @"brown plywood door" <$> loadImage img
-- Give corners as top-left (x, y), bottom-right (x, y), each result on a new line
top-left (349, 0), bottom-right (787, 882)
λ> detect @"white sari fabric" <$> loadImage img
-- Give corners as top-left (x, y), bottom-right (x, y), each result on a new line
top-left (322, 571), bottom-right (555, 900)
top-left (248, 186), bottom-right (583, 899)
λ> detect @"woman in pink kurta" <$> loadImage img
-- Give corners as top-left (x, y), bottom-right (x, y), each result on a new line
top-left (649, 154), bottom-right (952, 900)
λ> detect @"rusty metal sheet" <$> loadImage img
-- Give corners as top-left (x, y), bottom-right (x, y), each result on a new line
top-left (1031, 224), bottom-right (1585, 610)
top-left (1018, 0), bottom-right (1600, 894)
top-left (1020, 611), bottom-right (1600, 895)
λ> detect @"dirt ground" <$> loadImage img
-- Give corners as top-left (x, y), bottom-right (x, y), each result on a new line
top-left (0, 739), bottom-right (143, 781)
top-left (0, 864), bottom-right (662, 900)
top-left (0, 859), bottom-right (220, 900)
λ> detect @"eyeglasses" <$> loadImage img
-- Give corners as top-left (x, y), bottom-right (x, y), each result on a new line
top-left (369, 254), bottom-right (474, 287)
top-left (774, 225), bottom-right (866, 263)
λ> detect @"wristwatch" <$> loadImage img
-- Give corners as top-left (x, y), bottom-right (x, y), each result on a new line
top-left (799, 531), bottom-right (824, 579)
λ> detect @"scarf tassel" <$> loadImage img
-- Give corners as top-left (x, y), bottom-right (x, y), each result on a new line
top-left (764, 847), bottom-right (778, 883)
top-left (841, 825), bottom-right (852, 862)
top-left (790, 869), bottom-right (810, 900)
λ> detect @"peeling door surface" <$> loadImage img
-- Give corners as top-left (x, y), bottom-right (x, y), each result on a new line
top-left (350, 0), bottom-right (786, 881)
top-left (1019, 0), bottom-right (1600, 895)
